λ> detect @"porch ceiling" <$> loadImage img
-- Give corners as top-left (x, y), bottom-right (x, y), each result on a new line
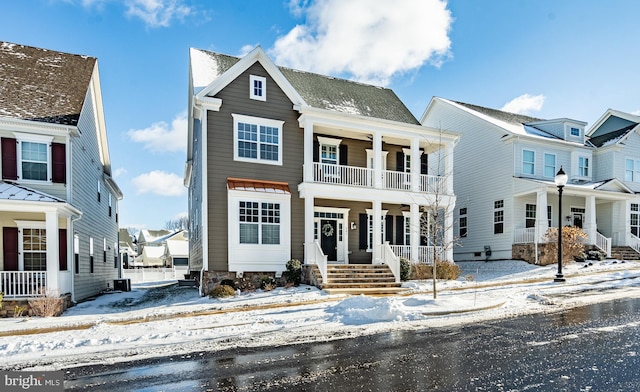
top-left (313, 125), bottom-right (443, 152)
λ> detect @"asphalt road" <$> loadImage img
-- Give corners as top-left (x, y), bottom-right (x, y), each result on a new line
top-left (64, 296), bottom-right (640, 391)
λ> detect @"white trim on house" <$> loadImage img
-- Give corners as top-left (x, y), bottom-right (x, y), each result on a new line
top-left (232, 113), bottom-right (284, 166)
top-left (249, 75), bottom-right (266, 101)
top-left (313, 206), bottom-right (350, 263)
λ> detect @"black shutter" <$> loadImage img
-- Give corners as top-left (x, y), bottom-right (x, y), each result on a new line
top-left (421, 154), bottom-right (428, 175)
top-left (359, 213), bottom-right (368, 250)
top-left (59, 229), bottom-right (67, 271)
top-left (1, 138), bottom-right (17, 180)
top-left (385, 216), bottom-right (393, 244)
top-left (339, 144), bottom-right (348, 165)
top-left (396, 215), bottom-right (404, 245)
top-left (3, 227), bottom-right (19, 271)
top-left (51, 143), bottom-right (66, 183)
top-left (313, 140), bottom-right (319, 162)
top-left (396, 151), bottom-right (404, 172)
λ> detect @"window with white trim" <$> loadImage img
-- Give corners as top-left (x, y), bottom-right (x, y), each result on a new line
top-left (631, 203), bottom-right (640, 237)
top-left (578, 156), bottom-right (589, 177)
top-left (249, 75), bottom-right (266, 101)
top-left (570, 127), bottom-right (581, 137)
top-left (20, 141), bottom-right (48, 181)
top-left (22, 227), bottom-right (47, 271)
top-left (522, 150), bottom-right (535, 176)
top-left (239, 201), bottom-right (280, 244)
top-left (366, 210), bottom-right (387, 251)
top-left (494, 200), bottom-right (504, 234)
top-left (625, 159), bottom-right (640, 182)
top-left (233, 114), bottom-right (283, 165)
top-left (459, 207), bottom-right (467, 238)
top-left (544, 153), bottom-right (556, 178)
top-left (525, 204), bottom-right (536, 228)
top-left (547, 205), bottom-right (552, 228)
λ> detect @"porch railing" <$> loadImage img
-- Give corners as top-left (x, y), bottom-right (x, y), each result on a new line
top-left (380, 242), bottom-right (400, 283)
top-left (514, 228), bottom-right (537, 244)
top-left (595, 232), bottom-right (612, 257)
top-left (312, 163), bottom-right (447, 193)
top-left (0, 271), bottom-right (46, 298)
top-left (306, 241), bottom-right (328, 285)
top-left (629, 233), bottom-right (640, 254)
top-left (389, 245), bottom-right (444, 264)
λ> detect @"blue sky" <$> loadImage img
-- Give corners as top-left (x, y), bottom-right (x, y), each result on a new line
top-left (2, 0), bottom-right (640, 230)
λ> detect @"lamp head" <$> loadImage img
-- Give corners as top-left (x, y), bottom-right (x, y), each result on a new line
top-left (555, 166), bottom-right (568, 187)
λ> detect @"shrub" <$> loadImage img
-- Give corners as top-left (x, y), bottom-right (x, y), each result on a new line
top-left (283, 259), bottom-right (302, 286)
top-left (234, 278), bottom-right (256, 292)
top-left (209, 285), bottom-right (236, 298)
top-left (541, 226), bottom-right (588, 266)
top-left (587, 250), bottom-right (606, 261)
top-left (260, 275), bottom-right (277, 291)
top-left (400, 257), bottom-right (411, 281)
top-left (220, 279), bottom-right (235, 289)
top-left (14, 305), bottom-right (26, 317)
top-left (408, 261), bottom-right (460, 280)
top-left (28, 289), bottom-right (64, 317)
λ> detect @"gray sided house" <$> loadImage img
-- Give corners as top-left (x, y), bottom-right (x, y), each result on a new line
top-left (421, 97), bottom-right (640, 262)
top-left (0, 42), bottom-right (123, 303)
top-left (184, 47), bottom-right (459, 291)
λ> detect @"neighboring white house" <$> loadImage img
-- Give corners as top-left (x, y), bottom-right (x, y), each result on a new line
top-left (0, 42), bottom-right (123, 303)
top-left (164, 238), bottom-right (189, 275)
top-left (421, 97), bottom-right (637, 262)
top-left (184, 46), bottom-right (459, 292)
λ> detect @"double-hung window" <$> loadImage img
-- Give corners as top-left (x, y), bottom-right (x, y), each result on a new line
top-left (625, 159), bottom-right (640, 182)
top-left (543, 153), bottom-right (556, 178)
top-left (239, 201), bottom-right (280, 245)
top-left (459, 208), bottom-right (468, 238)
top-left (15, 133), bottom-right (54, 182)
top-left (22, 227), bottom-right (47, 271)
top-left (494, 200), bottom-right (504, 234)
top-left (525, 204), bottom-right (536, 228)
top-left (233, 114), bottom-right (283, 165)
top-left (578, 156), bottom-right (589, 177)
top-left (366, 210), bottom-right (387, 251)
top-left (522, 150), bottom-right (535, 176)
top-left (631, 203), bottom-right (640, 236)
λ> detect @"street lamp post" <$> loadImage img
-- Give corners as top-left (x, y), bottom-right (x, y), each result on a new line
top-left (554, 166), bottom-right (568, 282)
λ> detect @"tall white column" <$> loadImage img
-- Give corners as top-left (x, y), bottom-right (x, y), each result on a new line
top-left (445, 143), bottom-right (454, 194)
top-left (373, 132), bottom-right (382, 189)
top-left (372, 200), bottom-right (382, 264)
top-left (304, 196), bottom-right (315, 264)
top-left (536, 189), bottom-right (549, 242)
top-left (45, 211), bottom-right (59, 294)
top-left (584, 195), bottom-right (597, 244)
top-left (411, 137), bottom-right (420, 192)
top-left (410, 203), bottom-right (420, 262)
top-left (303, 121), bottom-right (314, 183)
top-left (444, 205), bottom-right (454, 262)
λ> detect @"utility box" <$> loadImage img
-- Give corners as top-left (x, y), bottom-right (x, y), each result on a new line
top-left (114, 278), bottom-right (131, 292)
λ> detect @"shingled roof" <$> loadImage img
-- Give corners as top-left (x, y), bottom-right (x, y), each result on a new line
top-left (191, 48), bottom-right (419, 125)
top-left (0, 41), bottom-right (96, 126)
top-left (454, 101), bottom-right (544, 126)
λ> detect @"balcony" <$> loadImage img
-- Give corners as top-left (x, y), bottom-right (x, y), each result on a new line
top-left (312, 162), bottom-right (447, 193)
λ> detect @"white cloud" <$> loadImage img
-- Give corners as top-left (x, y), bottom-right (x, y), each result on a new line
top-left (131, 170), bottom-right (185, 196)
top-left (125, 0), bottom-right (193, 28)
top-left (113, 167), bottom-right (127, 178)
top-left (501, 94), bottom-right (546, 115)
top-left (270, 0), bottom-right (453, 86)
top-left (128, 111), bottom-right (187, 153)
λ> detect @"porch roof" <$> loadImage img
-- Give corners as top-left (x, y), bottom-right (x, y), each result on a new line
top-left (0, 181), bottom-right (81, 216)
top-left (514, 177), bottom-right (637, 199)
top-left (227, 178), bottom-right (291, 194)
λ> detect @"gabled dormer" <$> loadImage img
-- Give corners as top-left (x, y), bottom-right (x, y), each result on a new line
top-left (524, 119), bottom-right (587, 144)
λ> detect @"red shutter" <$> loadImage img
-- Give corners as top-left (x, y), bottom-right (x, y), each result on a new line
top-left (1, 138), bottom-right (18, 180)
top-left (59, 229), bottom-right (68, 271)
top-left (51, 143), bottom-right (66, 183)
top-left (2, 227), bottom-right (19, 271)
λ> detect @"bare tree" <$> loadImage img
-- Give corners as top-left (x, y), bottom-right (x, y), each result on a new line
top-left (165, 216), bottom-right (189, 231)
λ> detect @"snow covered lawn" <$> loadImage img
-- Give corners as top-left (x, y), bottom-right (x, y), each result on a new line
top-left (1, 259), bottom-right (640, 371)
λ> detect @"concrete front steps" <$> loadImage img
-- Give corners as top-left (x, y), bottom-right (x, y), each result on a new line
top-left (610, 246), bottom-right (640, 261)
top-left (321, 264), bottom-right (407, 295)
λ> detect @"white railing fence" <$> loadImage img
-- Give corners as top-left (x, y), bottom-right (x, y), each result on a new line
top-left (0, 271), bottom-right (46, 298)
top-left (383, 170), bottom-right (412, 191)
top-left (313, 163), bottom-right (372, 187)
top-left (629, 233), bottom-right (640, 254)
top-left (380, 242), bottom-right (400, 283)
top-left (514, 228), bottom-right (537, 244)
top-left (594, 232), bottom-right (612, 257)
top-left (305, 241), bottom-right (328, 284)
top-left (122, 267), bottom-right (182, 283)
top-left (420, 174), bottom-right (448, 194)
top-left (388, 245), bottom-right (444, 264)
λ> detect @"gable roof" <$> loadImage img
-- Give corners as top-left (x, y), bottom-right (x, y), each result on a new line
top-left (190, 47), bottom-right (419, 125)
top-left (0, 181), bottom-right (65, 202)
top-left (588, 122), bottom-right (638, 148)
top-left (0, 42), bottom-right (96, 126)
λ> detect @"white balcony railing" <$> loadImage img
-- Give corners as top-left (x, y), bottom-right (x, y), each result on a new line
top-left (312, 163), bottom-right (448, 194)
top-left (0, 271), bottom-right (46, 298)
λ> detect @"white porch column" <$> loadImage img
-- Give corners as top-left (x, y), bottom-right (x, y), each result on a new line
top-left (45, 211), bottom-right (60, 293)
top-left (614, 200), bottom-right (630, 246)
top-left (304, 196), bottom-right (315, 263)
top-left (373, 132), bottom-right (383, 189)
top-left (444, 205), bottom-right (454, 262)
top-left (410, 203), bottom-right (420, 262)
top-left (411, 137), bottom-right (420, 192)
top-left (584, 195), bottom-right (597, 244)
top-left (372, 200), bottom-right (382, 264)
top-left (536, 189), bottom-right (548, 242)
top-left (303, 121), bottom-right (314, 183)
top-left (445, 143), bottom-right (454, 194)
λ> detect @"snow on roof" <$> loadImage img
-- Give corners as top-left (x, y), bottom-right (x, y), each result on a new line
top-left (190, 47), bottom-right (225, 94)
top-left (142, 245), bottom-right (165, 258)
top-left (166, 239), bottom-right (188, 257)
